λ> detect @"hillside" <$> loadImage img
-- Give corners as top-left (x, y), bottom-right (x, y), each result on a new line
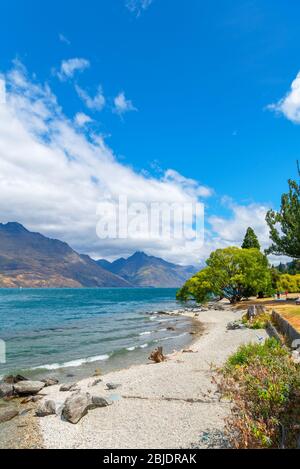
top-left (0, 223), bottom-right (131, 288)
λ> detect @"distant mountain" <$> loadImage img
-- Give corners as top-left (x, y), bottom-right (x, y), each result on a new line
top-left (0, 223), bottom-right (131, 288)
top-left (97, 251), bottom-right (198, 288)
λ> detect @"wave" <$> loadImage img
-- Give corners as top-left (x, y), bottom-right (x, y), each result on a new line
top-left (139, 331), bottom-right (153, 336)
top-left (31, 354), bottom-right (110, 371)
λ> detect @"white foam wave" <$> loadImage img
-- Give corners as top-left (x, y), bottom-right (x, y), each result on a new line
top-left (31, 354), bottom-right (110, 371)
top-left (126, 346), bottom-right (136, 352)
top-left (139, 343), bottom-right (148, 349)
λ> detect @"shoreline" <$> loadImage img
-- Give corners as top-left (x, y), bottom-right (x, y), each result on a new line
top-left (33, 303), bottom-right (268, 449)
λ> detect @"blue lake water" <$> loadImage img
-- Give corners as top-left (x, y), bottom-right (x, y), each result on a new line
top-left (0, 288), bottom-right (195, 381)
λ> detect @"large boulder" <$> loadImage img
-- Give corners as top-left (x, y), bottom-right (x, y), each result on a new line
top-left (62, 392), bottom-right (90, 424)
top-left (0, 383), bottom-right (14, 398)
top-left (0, 408), bottom-right (19, 423)
top-left (13, 380), bottom-right (45, 396)
top-left (36, 400), bottom-right (56, 417)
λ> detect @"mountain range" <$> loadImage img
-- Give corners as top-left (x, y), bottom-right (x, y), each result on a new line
top-left (0, 222), bottom-right (197, 288)
top-left (97, 252), bottom-right (197, 288)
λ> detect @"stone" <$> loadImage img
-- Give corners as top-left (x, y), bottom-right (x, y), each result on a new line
top-left (0, 408), bottom-right (19, 423)
top-left (36, 400), bottom-right (56, 417)
top-left (21, 395), bottom-right (44, 404)
top-left (3, 374), bottom-right (28, 384)
top-left (167, 326), bottom-right (175, 331)
top-left (227, 321), bottom-right (245, 330)
top-left (106, 383), bottom-right (121, 390)
top-left (41, 378), bottom-right (59, 387)
top-left (89, 396), bottom-right (113, 409)
top-left (62, 392), bottom-right (90, 424)
top-left (59, 383), bottom-right (78, 392)
top-left (89, 379), bottom-right (102, 387)
top-left (0, 383), bottom-right (14, 398)
top-left (13, 380), bottom-right (45, 396)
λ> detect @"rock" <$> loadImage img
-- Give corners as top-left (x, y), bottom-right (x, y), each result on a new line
top-left (89, 396), bottom-right (113, 409)
top-left (3, 374), bottom-right (28, 384)
top-left (41, 378), bottom-right (59, 387)
top-left (13, 380), bottom-right (45, 396)
top-left (62, 392), bottom-right (90, 424)
top-left (183, 349), bottom-right (194, 353)
top-left (227, 321), bottom-right (245, 330)
top-left (0, 408), bottom-right (19, 423)
top-left (106, 383), bottom-right (121, 390)
top-left (36, 400), bottom-right (56, 417)
top-left (59, 383), bottom-right (78, 392)
top-left (0, 383), bottom-right (14, 398)
top-left (89, 379), bottom-right (102, 387)
top-left (21, 395), bottom-right (44, 404)
top-left (167, 326), bottom-right (175, 331)
top-left (246, 305), bottom-right (266, 321)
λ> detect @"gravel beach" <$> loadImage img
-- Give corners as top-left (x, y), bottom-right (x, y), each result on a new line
top-left (35, 304), bottom-right (267, 449)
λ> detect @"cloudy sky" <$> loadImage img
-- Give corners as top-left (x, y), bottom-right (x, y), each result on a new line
top-left (0, 0), bottom-right (299, 265)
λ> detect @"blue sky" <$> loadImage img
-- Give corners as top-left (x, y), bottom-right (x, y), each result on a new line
top-left (0, 0), bottom-right (299, 264)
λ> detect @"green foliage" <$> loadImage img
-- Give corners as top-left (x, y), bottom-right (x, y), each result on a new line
top-left (242, 311), bottom-right (272, 330)
top-left (219, 339), bottom-right (300, 448)
top-left (242, 227), bottom-right (261, 250)
top-left (276, 273), bottom-right (300, 293)
top-left (266, 165), bottom-right (300, 259)
top-left (177, 247), bottom-right (272, 304)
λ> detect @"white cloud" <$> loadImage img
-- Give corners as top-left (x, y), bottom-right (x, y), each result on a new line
top-left (74, 112), bottom-right (92, 127)
top-left (0, 62), bottom-right (215, 265)
top-left (209, 201), bottom-right (270, 247)
top-left (126, 0), bottom-right (153, 16)
top-left (0, 77), bottom-right (6, 104)
top-left (76, 84), bottom-right (105, 111)
top-left (59, 33), bottom-right (71, 45)
top-left (164, 169), bottom-right (213, 198)
top-left (57, 58), bottom-right (90, 81)
top-left (268, 71), bottom-right (300, 123)
top-left (113, 92), bottom-right (137, 115)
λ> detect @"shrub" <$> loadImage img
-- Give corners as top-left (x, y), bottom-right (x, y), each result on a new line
top-left (242, 311), bottom-right (272, 330)
top-left (218, 338), bottom-right (300, 448)
top-left (277, 273), bottom-right (300, 293)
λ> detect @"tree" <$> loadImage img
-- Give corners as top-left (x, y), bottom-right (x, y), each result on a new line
top-left (266, 164), bottom-right (300, 259)
top-left (177, 247), bottom-right (272, 304)
top-left (242, 227), bottom-right (261, 250)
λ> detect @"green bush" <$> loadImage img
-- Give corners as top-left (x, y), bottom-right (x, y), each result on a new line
top-left (242, 311), bottom-right (272, 330)
top-left (219, 338), bottom-right (300, 448)
top-left (277, 273), bottom-right (300, 293)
